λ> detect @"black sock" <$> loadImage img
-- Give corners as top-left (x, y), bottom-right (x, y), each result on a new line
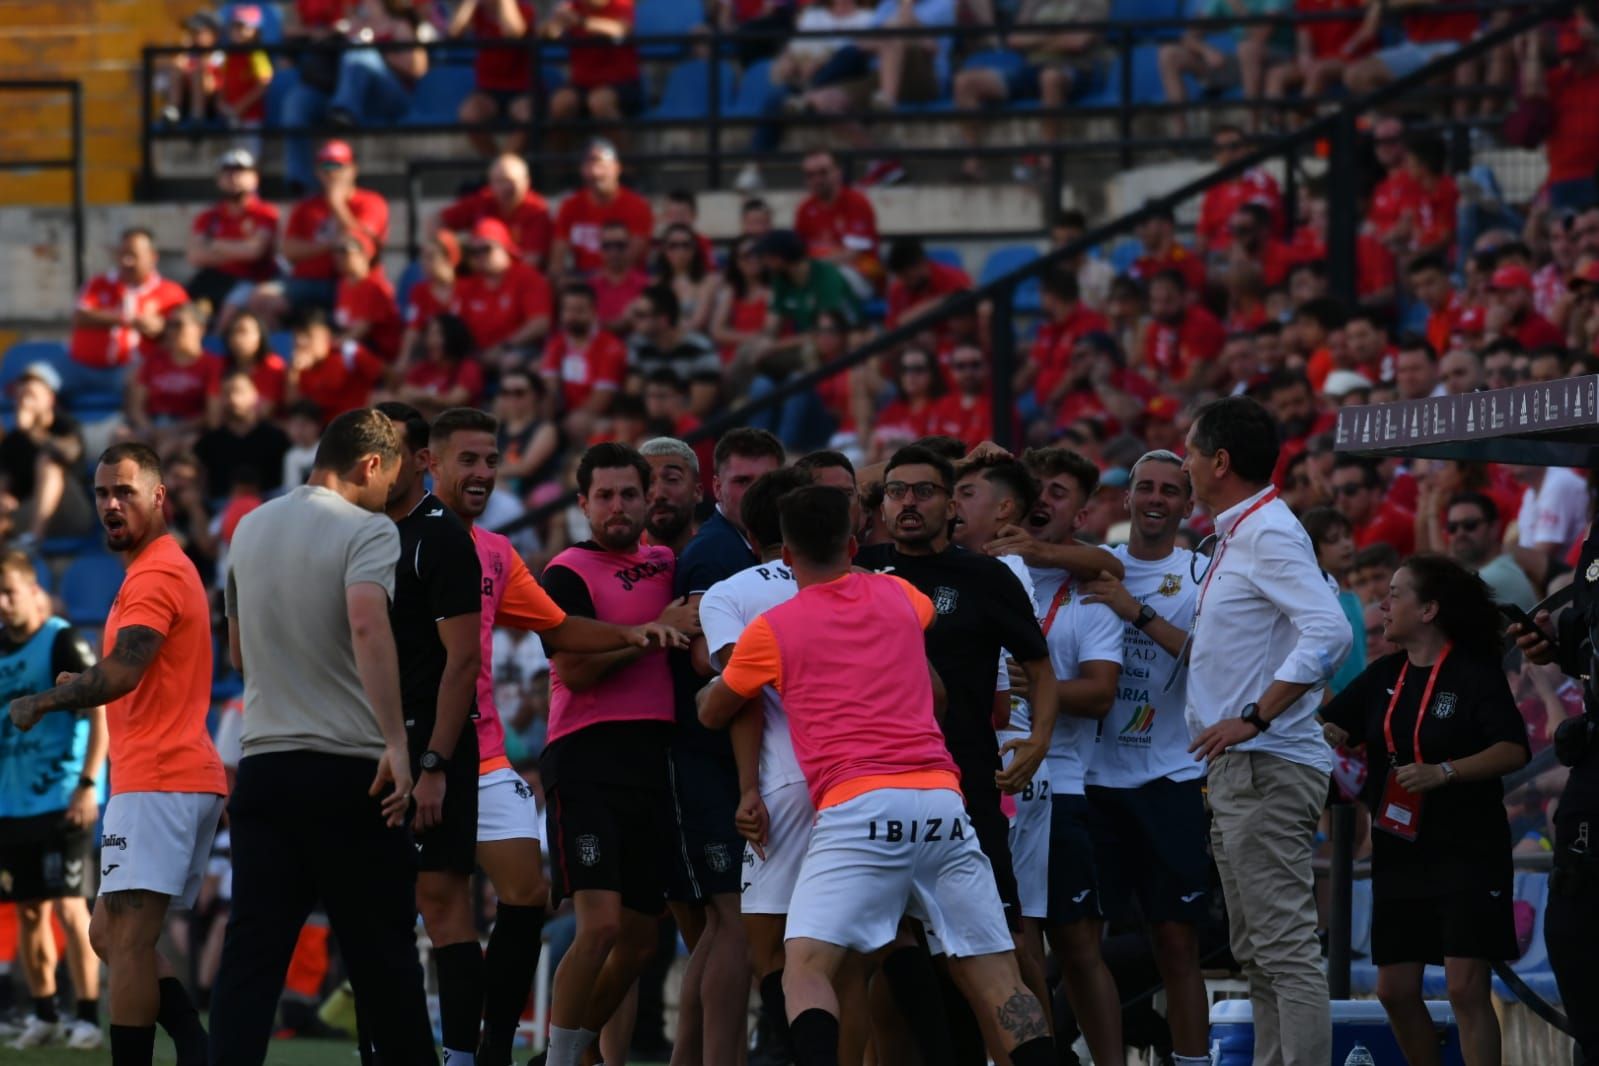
top-left (156, 976), bottom-right (208, 1066)
top-left (77, 997), bottom-right (99, 1026)
top-left (759, 969), bottom-right (793, 1052)
top-left (109, 1023), bottom-right (156, 1066)
top-left (1007, 1035), bottom-right (1057, 1066)
top-left (33, 994), bottom-right (58, 1023)
top-left (434, 939), bottom-right (486, 1058)
top-left (789, 1007), bottom-right (839, 1066)
top-left (881, 946), bottom-right (959, 1066)
top-left (478, 903), bottom-right (544, 1063)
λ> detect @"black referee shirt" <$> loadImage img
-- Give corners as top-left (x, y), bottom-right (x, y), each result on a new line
top-left (390, 493), bottom-right (482, 746)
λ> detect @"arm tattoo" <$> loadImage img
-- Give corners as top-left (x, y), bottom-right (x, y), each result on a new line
top-left (32, 625), bottom-right (163, 713)
top-left (995, 988), bottom-right (1050, 1046)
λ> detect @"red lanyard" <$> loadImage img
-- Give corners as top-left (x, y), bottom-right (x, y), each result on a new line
top-left (1040, 579), bottom-right (1072, 636)
top-left (1382, 643), bottom-right (1451, 761)
top-left (1194, 487), bottom-right (1279, 619)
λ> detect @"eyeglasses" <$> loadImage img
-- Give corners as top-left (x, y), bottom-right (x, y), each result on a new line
top-left (884, 480), bottom-right (947, 501)
top-left (1334, 483), bottom-right (1367, 497)
top-left (600, 240), bottom-right (628, 251)
top-left (468, 244), bottom-right (493, 256)
top-left (1445, 518), bottom-right (1484, 533)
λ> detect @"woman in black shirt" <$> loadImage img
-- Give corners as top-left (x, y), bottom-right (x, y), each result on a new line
top-left (1322, 554), bottom-right (1529, 1066)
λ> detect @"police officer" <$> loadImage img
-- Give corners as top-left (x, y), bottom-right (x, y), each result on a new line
top-left (1514, 516), bottom-right (1599, 1066)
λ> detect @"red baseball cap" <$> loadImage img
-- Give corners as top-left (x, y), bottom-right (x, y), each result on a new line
top-left (1489, 264), bottom-right (1533, 291)
top-left (432, 230), bottom-right (461, 268)
top-left (1570, 258), bottom-right (1599, 289)
top-left (470, 217), bottom-right (515, 253)
top-left (1456, 306), bottom-right (1487, 334)
top-left (1145, 395), bottom-right (1179, 423)
top-left (317, 140), bottom-right (355, 167)
top-left (230, 4), bottom-right (263, 26)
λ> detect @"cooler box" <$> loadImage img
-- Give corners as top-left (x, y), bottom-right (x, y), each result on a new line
top-left (1209, 999), bottom-right (1464, 1064)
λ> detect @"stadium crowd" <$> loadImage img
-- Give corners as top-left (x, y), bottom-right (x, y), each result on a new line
top-left (0, 0), bottom-right (1598, 1063)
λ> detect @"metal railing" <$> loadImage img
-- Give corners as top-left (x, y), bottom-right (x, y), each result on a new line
top-left (0, 80), bottom-right (86, 288)
top-left (138, 3), bottom-right (1520, 191)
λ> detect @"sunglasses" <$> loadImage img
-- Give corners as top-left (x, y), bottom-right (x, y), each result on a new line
top-left (468, 245), bottom-right (494, 256)
top-left (601, 240), bottom-right (628, 251)
top-left (884, 480), bottom-right (947, 502)
top-left (1445, 518), bottom-right (1484, 533)
top-left (1334, 483), bottom-right (1367, 497)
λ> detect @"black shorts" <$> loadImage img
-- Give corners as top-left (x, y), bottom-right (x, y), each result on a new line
top-left (666, 747), bottom-right (744, 902)
top-left (408, 726), bottom-right (480, 876)
top-left (547, 778), bottom-right (674, 915)
top-left (1371, 883), bottom-right (1520, 966)
top-left (0, 811), bottom-right (94, 901)
top-left (966, 787), bottom-right (1022, 932)
top-left (1086, 778), bottom-right (1211, 925)
top-left (1046, 793), bottom-right (1103, 924)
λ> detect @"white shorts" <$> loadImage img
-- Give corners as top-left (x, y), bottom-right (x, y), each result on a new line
top-left (741, 781), bottom-right (815, 916)
top-left (785, 787), bottom-right (1013, 958)
top-left (98, 791), bottom-right (225, 909)
top-left (477, 767), bottom-right (544, 845)
top-left (1009, 767), bottom-right (1052, 920)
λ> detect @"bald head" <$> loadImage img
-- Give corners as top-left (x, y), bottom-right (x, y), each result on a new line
top-left (489, 154), bottom-right (529, 205)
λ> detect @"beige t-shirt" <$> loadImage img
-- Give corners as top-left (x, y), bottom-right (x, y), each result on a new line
top-left (226, 485), bottom-right (400, 760)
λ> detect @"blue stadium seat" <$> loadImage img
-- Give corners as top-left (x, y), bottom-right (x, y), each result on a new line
top-left (634, 0), bottom-right (703, 60)
top-left (264, 63), bottom-right (301, 128)
top-left (728, 59), bottom-right (788, 118)
top-left (980, 244), bottom-right (1044, 316)
top-left (220, 2), bottom-right (284, 45)
top-left (401, 66), bottom-right (478, 126)
top-left (268, 331), bottom-right (295, 359)
top-left (0, 340), bottom-right (122, 419)
top-left (394, 260), bottom-right (424, 320)
top-left (647, 59), bottom-right (738, 121)
top-left (928, 246), bottom-right (965, 271)
top-left (1107, 237), bottom-right (1145, 275)
top-left (59, 552), bottom-right (124, 627)
top-left (1108, 0), bottom-right (1184, 39)
top-left (202, 334), bottom-right (226, 356)
top-left (1081, 44), bottom-right (1166, 106)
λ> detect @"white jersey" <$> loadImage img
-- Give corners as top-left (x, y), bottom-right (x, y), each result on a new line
top-left (1027, 565), bottom-right (1125, 795)
top-left (1085, 546), bottom-right (1203, 789)
top-left (699, 561), bottom-right (806, 795)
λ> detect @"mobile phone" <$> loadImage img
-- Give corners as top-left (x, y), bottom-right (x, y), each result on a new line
top-left (1499, 603), bottom-right (1556, 649)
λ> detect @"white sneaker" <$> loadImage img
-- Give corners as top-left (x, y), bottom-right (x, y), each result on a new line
top-left (733, 162), bottom-right (764, 193)
top-left (65, 1019), bottom-right (104, 1049)
top-left (8, 1015), bottom-right (63, 1048)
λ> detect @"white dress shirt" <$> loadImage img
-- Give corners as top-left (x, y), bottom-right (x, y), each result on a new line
top-left (1185, 486), bottom-right (1352, 772)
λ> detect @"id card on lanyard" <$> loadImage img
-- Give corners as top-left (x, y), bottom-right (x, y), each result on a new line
top-left (1374, 644), bottom-right (1451, 842)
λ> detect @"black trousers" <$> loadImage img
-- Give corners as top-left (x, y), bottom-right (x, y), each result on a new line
top-left (208, 751), bottom-right (436, 1066)
top-left (1548, 815), bottom-right (1599, 1066)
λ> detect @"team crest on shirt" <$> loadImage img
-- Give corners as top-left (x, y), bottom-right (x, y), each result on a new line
top-left (1587, 559), bottom-right (1599, 584)
top-left (577, 833), bottom-right (601, 867)
top-left (933, 586), bottom-right (959, 614)
top-left (705, 841), bottom-right (732, 874)
top-left (1432, 692), bottom-right (1458, 720)
top-left (1158, 574), bottom-right (1183, 597)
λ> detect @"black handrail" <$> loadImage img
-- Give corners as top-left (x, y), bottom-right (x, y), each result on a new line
top-left (0, 80), bottom-right (86, 289)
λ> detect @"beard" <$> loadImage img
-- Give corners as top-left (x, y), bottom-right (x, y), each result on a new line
top-left (646, 504), bottom-right (692, 545)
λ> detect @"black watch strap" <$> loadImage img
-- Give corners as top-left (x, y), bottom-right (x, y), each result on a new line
top-left (77, 775), bottom-right (96, 790)
top-left (420, 750), bottom-right (448, 773)
top-left (1241, 703), bottom-right (1270, 733)
top-left (1132, 604), bottom-right (1158, 631)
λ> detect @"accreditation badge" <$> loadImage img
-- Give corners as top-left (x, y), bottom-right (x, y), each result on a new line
top-left (1374, 770), bottom-right (1423, 842)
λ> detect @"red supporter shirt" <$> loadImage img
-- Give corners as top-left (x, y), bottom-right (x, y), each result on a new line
top-left (470, 1), bottom-right (537, 92)
top-left (1254, 238), bottom-right (1295, 288)
top-left (138, 349), bottom-right (222, 420)
top-left (886, 261), bottom-right (971, 330)
top-left (554, 187), bottom-right (654, 274)
top-left (1353, 501), bottom-right (1415, 555)
top-left (405, 280), bottom-right (453, 333)
top-left (1055, 371), bottom-right (1157, 433)
top-left (453, 263), bottom-right (552, 350)
top-left (874, 400), bottom-right (961, 444)
top-left (1512, 311), bottom-right (1566, 351)
top-left (591, 268), bottom-right (650, 327)
top-left (192, 197), bottom-right (280, 281)
top-left (1425, 291), bottom-right (1464, 355)
top-left (1030, 305), bottom-right (1110, 406)
top-left (404, 357), bottom-right (487, 406)
top-left (567, 0), bottom-right (640, 89)
top-left (297, 0), bottom-right (354, 28)
top-left (795, 188), bottom-right (881, 278)
top-left (540, 329), bottom-right (626, 410)
top-left (439, 186), bottom-right (552, 264)
top-left (336, 273), bottom-right (402, 363)
top-left (1404, 8), bottom-right (1477, 42)
top-left (1545, 64), bottom-right (1599, 184)
top-left (70, 272), bottom-right (190, 369)
top-left (284, 188), bottom-right (391, 281)
top-left (1288, 228), bottom-right (1397, 300)
top-left (1142, 305), bottom-right (1227, 380)
top-left (930, 392), bottom-right (996, 449)
top-left (296, 341), bottom-right (386, 421)
top-left (218, 50), bottom-right (272, 121)
top-left (208, 354), bottom-right (288, 415)
top-left (1298, 0), bottom-right (1370, 59)
top-left (1132, 245), bottom-right (1206, 291)
top-left (1405, 175), bottom-right (1459, 252)
top-left (1368, 169), bottom-right (1419, 237)
top-left (1197, 169), bottom-right (1283, 250)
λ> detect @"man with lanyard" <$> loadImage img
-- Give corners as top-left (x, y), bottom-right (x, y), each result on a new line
top-left (669, 427), bottom-right (784, 1066)
top-left (698, 484), bottom-right (1062, 1066)
top-left (1185, 397), bottom-right (1351, 1066)
top-left (377, 402), bottom-right (486, 1066)
top-left (1005, 446), bottom-right (1127, 1066)
top-left (0, 550), bottom-right (104, 1049)
top-left (538, 443), bottom-right (699, 1066)
top-left (427, 408), bottom-right (686, 1065)
top-left (1078, 450), bottom-right (1210, 1066)
top-left (855, 444), bottom-right (1059, 1062)
top-left (699, 466), bottom-right (817, 1063)
top-left (1515, 519), bottom-right (1599, 1066)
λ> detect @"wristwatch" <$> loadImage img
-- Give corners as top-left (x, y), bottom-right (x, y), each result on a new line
top-left (76, 775), bottom-right (96, 791)
top-left (419, 750), bottom-right (449, 774)
top-left (1132, 604), bottom-right (1158, 631)
top-left (1240, 703), bottom-right (1271, 733)
top-left (1440, 761), bottom-right (1458, 785)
